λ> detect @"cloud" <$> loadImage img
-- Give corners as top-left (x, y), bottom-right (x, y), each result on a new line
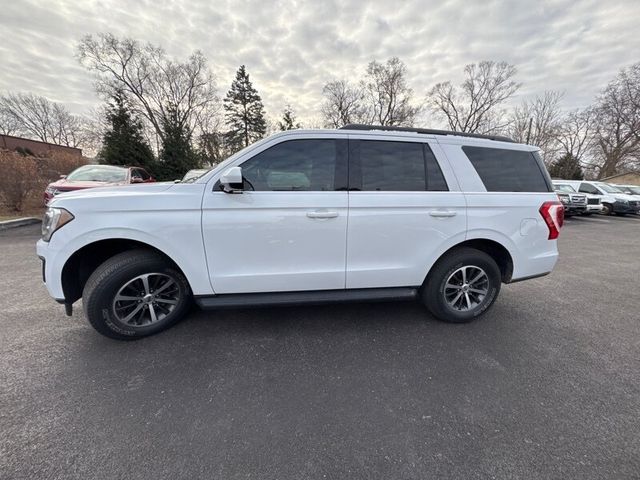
top-left (1, 0), bottom-right (639, 125)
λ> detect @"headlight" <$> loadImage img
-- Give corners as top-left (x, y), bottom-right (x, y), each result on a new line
top-left (45, 186), bottom-right (57, 195)
top-left (41, 207), bottom-right (74, 242)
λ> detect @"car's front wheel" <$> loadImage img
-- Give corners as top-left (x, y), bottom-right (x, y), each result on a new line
top-left (422, 247), bottom-right (501, 323)
top-left (82, 249), bottom-right (191, 340)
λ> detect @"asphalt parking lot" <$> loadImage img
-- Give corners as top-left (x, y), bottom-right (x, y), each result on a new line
top-left (1, 217), bottom-right (639, 480)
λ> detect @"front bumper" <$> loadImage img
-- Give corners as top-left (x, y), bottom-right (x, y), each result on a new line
top-left (564, 205), bottom-right (587, 215)
top-left (586, 204), bottom-right (603, 213)
top-left (613, 202), bottom-right (639, 214)
top-left (36, 239), bottom-right (65, 301)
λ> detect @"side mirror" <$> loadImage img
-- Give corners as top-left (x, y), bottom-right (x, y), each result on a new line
top-left (219, 166), bottom-right (244, 193)
top-left (59, 174), bottom-right (67, 179)
top-left (131, 177), bottom-right (144, 184)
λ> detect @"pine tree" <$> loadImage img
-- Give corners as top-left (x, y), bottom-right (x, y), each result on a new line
top-left (99, 91), bottom-right (155, 170)
top-left (548, 153), bottom-right (584, 180)
top-left (157, 105), bottom-right (201, 181)
top-left (278, 105), bottom-right (301, 131)
top-left (224, 65), bottom-right (266, 150)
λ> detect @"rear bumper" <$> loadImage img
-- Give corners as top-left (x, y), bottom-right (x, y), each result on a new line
top-left (510, 248), bottom-right (558, 283)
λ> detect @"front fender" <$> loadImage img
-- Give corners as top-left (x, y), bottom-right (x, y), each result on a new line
top-left (41, 223), bottom-right (214, 300)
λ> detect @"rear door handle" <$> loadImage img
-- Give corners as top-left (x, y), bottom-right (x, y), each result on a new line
top-left (307, 210), bottom-right (339, 219)
top-left (429, 210), bottom-right (457, 218)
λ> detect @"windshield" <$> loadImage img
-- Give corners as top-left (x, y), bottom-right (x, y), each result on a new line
top-left (554, 184), bottom-right (576, 193)
top-left (67, 165), bottom-right (128, 182)
top-left (617, 185), bottom-right (640, 195)
top-left (596, 183), bottom-right (623, 194)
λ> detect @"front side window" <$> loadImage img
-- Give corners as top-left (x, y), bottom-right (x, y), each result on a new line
top-left (240, 139), bottom-right (343, 191)
top-left (463, 146), bottom-right (551, 192)
top-left (352, 140), bottom-right (448, 191)
top-left (579, 183), bottom-right (599, 194)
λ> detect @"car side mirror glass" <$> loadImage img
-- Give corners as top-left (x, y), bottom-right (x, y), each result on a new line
top-left (219, 166), bottom-right (244, 193)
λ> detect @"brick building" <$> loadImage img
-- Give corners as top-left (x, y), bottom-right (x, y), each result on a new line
top-left (0, 134), bottom-right (82, 158)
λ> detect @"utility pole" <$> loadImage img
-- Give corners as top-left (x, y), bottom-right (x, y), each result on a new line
top-left (525, 117), bottom-right (533, 144)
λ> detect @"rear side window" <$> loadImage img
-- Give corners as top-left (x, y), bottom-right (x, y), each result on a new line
top-left (463, 146), bottom-right (551, 192)
top-left (352, 140), bottom-right (448, 191)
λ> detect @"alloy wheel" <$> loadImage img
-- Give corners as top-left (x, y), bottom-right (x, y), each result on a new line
top-left (111, 273), bottom-right (181, 327)
top-left (443, 265), bottom-right (489, 312)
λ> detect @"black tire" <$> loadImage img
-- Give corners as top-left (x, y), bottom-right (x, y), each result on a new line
top-left (82, 249), bottom-right (191, 340)
top-left (601, 203), bottom-right (613, 215)
top-left (422, 247), bottom-right (501, 323)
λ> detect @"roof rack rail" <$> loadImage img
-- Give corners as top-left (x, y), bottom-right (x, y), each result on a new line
top-left (339, 124), bottom-right (515, 143)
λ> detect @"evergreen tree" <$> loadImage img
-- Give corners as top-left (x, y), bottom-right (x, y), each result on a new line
top-left (278, 105), bottom-right (301, 131)
top-left (99, 91), bottom-right (155, 170)
top-left (157, 105), bottom-right (201, 180)
top-left (548, 153), bottom-right (584, 180)
top-left (224, 65), bottom-right (266, 150)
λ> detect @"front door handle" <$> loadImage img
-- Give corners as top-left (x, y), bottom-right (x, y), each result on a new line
top-left (429, 210), bottom-right (457, 218)
top-left (307, 210), bottom-right (339, 219)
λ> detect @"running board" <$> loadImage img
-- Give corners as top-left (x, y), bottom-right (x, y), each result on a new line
top-left (194, 287), bottom-right (419, 309)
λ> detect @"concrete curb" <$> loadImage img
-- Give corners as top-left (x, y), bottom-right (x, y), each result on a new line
top-left (0, 217), bottom-right (41, 231)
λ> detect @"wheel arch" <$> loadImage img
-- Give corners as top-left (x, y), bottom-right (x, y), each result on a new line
top-left (425, 238), bottom-right (515, 285)
top-left (61, 238), bottom-right (191, 305)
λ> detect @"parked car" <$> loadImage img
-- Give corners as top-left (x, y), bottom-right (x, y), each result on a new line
top-left (552, 183), bottom-right (587, 216)
top-left (559, 180), bottom-right (640, 215)
top-left (37, 125), bottom-right (563, 340)
top-left (552, 181), bottom-right (603, 215)
top-left (181, 169), bottom-right (210, 183)
top-left (44, 165), bottom-right (155, 205)
top-left (612, 184), bottom-right (640, 206)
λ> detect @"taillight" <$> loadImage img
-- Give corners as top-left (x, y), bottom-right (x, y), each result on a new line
top-left (539, 201), bottom-right (564, 240)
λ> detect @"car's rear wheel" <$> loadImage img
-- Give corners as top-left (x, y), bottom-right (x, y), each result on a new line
top-left (82, 249), bottom-right (191, 340)
top-left (422, 247), bottom-right (501, 323)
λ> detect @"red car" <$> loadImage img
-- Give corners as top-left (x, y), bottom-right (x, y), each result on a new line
top-left (44, 165), bottom-right (155, 205)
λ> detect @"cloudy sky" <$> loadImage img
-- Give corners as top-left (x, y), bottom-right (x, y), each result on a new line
top-left (1, 0), bottom-right (639, 125)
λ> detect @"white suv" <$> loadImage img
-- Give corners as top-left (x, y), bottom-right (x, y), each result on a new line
top-left (37, 125), bottom-right (563, 339)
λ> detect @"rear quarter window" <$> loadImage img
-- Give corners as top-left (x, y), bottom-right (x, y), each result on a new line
top-left (462, 146), bottom-right (551, 192)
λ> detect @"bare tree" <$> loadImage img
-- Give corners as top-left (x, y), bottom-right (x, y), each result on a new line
top-left (362, 57), bottom-right (420, 126)
top-left (321, 58), bottom-right (420, 128)
top-left (0, 107), bottom-right (20, 135)
top-left (427, 60), bottom-right (521, 133)
top-left (509, 91), bottom-right (564, 165)
top-left (321, 80), bottom-right (367, 128)
top-left (77, 33), bottom-right (218, 145)
top-left (591, 63), bottom-right (640, 178)
top-left (0, 92), bottom-right (88, 148)
top-left (556, 108), bottom-right (597, 165)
